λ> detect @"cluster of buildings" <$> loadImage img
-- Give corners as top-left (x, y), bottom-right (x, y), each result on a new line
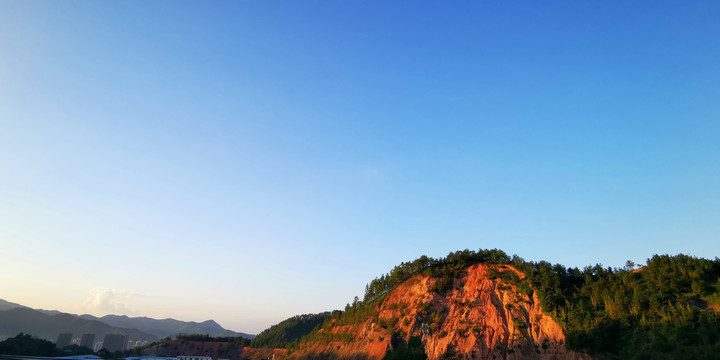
top-left (55, 333), bottom-right (149, 353)
top-left (52, 335), bottom-right (231, 360)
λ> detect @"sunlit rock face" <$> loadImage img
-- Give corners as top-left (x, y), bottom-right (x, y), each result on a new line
top-left (290, 263), bottom-right (592, 360)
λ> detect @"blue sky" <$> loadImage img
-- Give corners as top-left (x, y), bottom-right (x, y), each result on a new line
top-left (1, 1), bottom-right (719, 334)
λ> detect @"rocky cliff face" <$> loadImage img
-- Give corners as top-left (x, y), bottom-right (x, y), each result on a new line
top-left (290, 264), bottom-right (591, 360)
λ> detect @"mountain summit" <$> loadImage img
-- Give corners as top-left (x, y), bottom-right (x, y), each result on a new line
top-left (290, 263), bottom-right (588, 360)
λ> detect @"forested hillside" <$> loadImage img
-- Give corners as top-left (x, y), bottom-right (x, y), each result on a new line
top-left (250, 313), bottom-right (332, 349)
top-left (295, 249), bottom-right (720, 359)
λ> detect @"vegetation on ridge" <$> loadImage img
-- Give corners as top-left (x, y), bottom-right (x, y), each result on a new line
top-left (175, 333), bottom-right (252, 345)
top-left (251, 312), bottom-right (332, 349)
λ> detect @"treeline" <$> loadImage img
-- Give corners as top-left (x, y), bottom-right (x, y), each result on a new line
top-left (175, 334), bottom-right (251, 346)
top-left (522, 254), bottom-right (720, 359)
top-left (363, 249), bottom-right (512, 303)
top-left (0, 333), bottom-right (95, 357)
top-left (0, 333), bottom-right (59, 356)
top-left (331, 248), bottom-right (720, 359)
top-left (250, 312), bottom-right (332, 349)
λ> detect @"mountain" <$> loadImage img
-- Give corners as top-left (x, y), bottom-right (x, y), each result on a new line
top-left (288, 263), bottom-right (588, 360)
top-left (0, 299), bottom-right (253, 341)
top-left (0, 299), bottom-right (76, 316)
top-left (0, 299), bottom-right (27, 312)
top-left (0, 307), bottom-right (158, 344)
top-left (78, 314), bottom-right (254, 340)
top-left (243, 249), bottom-right (720, 360)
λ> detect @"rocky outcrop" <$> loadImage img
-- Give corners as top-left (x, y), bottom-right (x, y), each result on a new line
top-left (290, 264), bottom-right (591, 360)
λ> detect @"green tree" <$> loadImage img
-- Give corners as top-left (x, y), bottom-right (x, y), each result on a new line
top-left (0, 333), bottom-right (60, 357)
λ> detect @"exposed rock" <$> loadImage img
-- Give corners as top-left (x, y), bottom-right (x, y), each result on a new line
top-left (290, 264), bottom-right (592, 360)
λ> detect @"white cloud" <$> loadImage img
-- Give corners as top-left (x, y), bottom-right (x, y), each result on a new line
top-left (83, 288), bottom-right (139, 315)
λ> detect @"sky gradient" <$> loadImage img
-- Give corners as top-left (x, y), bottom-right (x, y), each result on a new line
top-left (1, 1), bottom-right (719, 334)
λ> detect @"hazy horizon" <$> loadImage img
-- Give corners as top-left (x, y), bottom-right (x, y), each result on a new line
top-left (2, 1), bottom-right (719, 334)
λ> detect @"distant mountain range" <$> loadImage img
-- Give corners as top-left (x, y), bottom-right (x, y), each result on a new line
top-left (78, 314), bottom-right (251, 339)
top-left (0, 299), bottom-right (25, 312)
top-left (0, 307), bottom-right (157, 344)
top-left (0, 299), bottom-right (63, 316)
top-left (0, 299), bottom-right (253, 344)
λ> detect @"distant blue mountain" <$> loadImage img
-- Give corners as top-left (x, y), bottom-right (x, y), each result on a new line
top-left (78, 314), bottom-right (254, 339)
top-left (0, 299), bottom-right (253, 343)
top-left (0, 307), bottom-right (157, 343)
top-left (0, 299), bottom-right (26, 312)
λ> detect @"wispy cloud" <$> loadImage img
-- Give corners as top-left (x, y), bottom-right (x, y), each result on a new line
top-left (83, 288), bottom-right (140, 315)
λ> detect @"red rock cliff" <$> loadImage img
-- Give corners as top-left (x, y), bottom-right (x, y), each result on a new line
top-left (290, 264), bottom-right (591, 360)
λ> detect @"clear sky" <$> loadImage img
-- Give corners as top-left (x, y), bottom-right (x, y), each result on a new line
top-left (1, 1), bottom-right (719, 334)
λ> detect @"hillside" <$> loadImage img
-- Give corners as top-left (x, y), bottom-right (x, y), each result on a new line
top-left (0, 307), bottom-right (157, 343)
top-left (250, 312), bottom-right (331, 348)
top-left (289, 263), bottom-right (588, 360)
top-left (244, 249), bottom-right (720, 360)
top-left (0, 299), bottom-right (252, 342)
top-left (0, 299), bottom-right (27, 312)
